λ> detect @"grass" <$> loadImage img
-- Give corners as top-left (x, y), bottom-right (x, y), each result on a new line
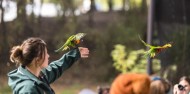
top-left (61, 84), bottom-right (84, 94)
top-left (0, 86), bottom-right (12, 94)
top-left (0, 83), bottom-right (98, 94)
top-left (53, 82), bottom-right (99, 94)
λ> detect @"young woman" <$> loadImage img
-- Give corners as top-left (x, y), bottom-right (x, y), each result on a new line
top-left (8, 37), bottom-right (89, 94)
top-left (173, 76), bottom-right (190, 94)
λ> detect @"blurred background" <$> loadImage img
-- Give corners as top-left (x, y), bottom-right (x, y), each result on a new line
top-left (0, 0), bottom-right (190, 94)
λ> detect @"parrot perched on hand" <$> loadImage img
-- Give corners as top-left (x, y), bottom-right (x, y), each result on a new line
top-left (139, 35), bottom-right (172, 58)
top-left (55, 33), bottom-right (86, 52)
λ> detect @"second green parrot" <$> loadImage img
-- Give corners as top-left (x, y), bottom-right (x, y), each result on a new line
top-left (55, 33), bottom-right (86, 52)
top-left (139, 35), bottom-right (172, 58)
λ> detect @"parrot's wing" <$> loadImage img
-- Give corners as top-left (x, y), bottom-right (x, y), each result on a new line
top-left (142, 48), bottom-right (156, 58)
top-left (143, 52), bottom-right (150, 58)
top-left (67, 35), bottom-right (76, 41)
top-left (55, 35), bottom-right (76, 52)
top-left (75, 33), bottom-right (86, 40)
top-left (143, 49), bottom-right (151, 57)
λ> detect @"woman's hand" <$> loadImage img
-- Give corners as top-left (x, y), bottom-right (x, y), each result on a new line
top-left (78, 47), bottom-right (89, 58)
top-left (173, 84), bottom-right (179, 94)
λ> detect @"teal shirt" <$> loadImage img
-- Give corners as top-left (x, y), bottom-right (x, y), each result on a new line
top-left (8, 48), bottom-right (81, 94)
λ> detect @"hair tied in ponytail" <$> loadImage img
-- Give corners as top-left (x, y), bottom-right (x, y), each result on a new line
top-left (10, 46), bottom-right (23, 64)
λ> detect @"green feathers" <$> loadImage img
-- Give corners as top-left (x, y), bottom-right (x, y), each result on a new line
top-left (139, 35), bottom-right (172, 58)
top-left (55, 33), bottom-right (86, 52)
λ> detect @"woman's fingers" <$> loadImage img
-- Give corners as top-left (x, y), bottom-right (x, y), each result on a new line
top-left (79, 47), bottom-right (89, 58)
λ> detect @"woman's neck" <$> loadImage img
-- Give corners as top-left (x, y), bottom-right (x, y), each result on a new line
top-left (26, 65), bottom-right (41, 77)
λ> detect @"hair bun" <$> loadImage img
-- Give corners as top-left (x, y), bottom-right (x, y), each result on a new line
top-left (10, 46), bottom-right (23, 63)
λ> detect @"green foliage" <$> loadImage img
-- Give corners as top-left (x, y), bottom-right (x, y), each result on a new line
top-left (130, 0), bottom-right (143, 8)
top-left (111, 44), bottom-right (161, 73)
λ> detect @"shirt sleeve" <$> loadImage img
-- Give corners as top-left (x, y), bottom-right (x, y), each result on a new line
top-left (41, 48), bottom-right (81, 84)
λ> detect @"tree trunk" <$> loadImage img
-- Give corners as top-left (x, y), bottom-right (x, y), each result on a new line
top-left (0, 0), bottom-right (9, 65)
top-left (88, 0), bottom-right (96, 27)
top-left (141, 0), bottom-right (147, 12)
top-left (16, 0), bottom-right (33, 40)
top-left (108, 0), bottom-right (113, 12)
top-left (89, 0), bottom-right (96, 12)
top-left (17, 0), bottom-right (26, 21)
top-left (37, 0), bottom-right (43, 36)
top-left (122, 0), bottom-right (126, 11)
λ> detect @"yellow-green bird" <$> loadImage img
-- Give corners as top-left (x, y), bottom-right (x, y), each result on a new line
top-left (55, 33), bottom-right (86, 52)
top-left (139, 35), bottom-right (172, 58)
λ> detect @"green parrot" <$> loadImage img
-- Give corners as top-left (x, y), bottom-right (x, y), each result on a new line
top-left (139, 35), bottom-right (172, 58)
top-left (55, 33), bottom-right (86, 52)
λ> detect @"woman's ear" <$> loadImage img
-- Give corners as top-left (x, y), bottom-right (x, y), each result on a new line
top-left (33, 57), bottom-right (42, 67)
top-left (34, 57), bottom-right (40, 62)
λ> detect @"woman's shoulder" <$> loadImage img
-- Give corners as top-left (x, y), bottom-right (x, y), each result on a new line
top-left (15, 81), bottom-right (39, 93)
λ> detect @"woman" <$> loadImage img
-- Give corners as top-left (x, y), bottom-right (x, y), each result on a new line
top-left (173, 76), bottom-right (190, 94)
top-left (7, 37), bottom-right (89, 94)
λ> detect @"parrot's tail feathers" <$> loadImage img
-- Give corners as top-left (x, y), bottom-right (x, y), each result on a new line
top-left (138, 35), bottom-right (152, 48)
top-left (138, 35), bottom-right (146, 45)
top-left (55, 46), bottom-right (69, 52)
top-left (55, 48), bottom-right (61, 52)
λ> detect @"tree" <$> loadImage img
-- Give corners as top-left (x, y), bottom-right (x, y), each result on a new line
top-left (16, 0), bottom-right (33, 40)
top-left (141, 0), bottom-right (147, 12)
top-left (108, 0), bottom-right (113, 11)
top-left (0, 0), bottom-right (9, 63)
top-left (88, 0), bottom-right (97, 27)
top-left (111, 44), bottom-right (161, 74)
top-left (89, 0), bottom-right (96, 12)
